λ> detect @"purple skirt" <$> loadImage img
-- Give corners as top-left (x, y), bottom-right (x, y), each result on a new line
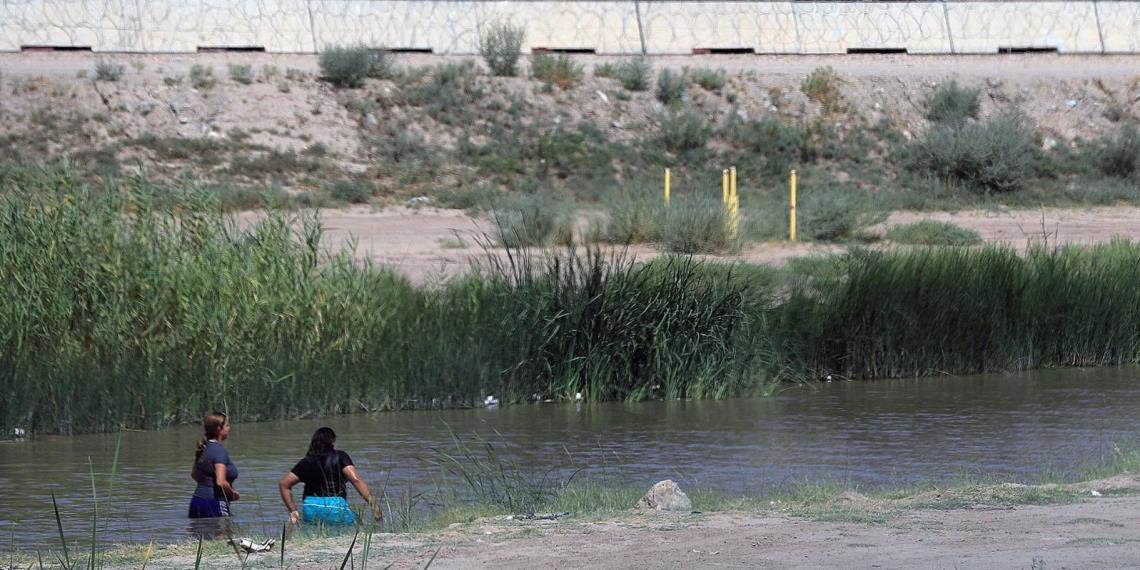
top-left (188, 496), bottom-right (231, 518)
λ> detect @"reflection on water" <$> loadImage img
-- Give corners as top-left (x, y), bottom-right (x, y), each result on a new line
top-left (1, 367), bottom-right (1137, 545)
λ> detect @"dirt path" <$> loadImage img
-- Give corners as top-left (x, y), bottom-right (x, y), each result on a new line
top-left (409, 499), bottom-right (1140, 569)
top-left (135, 495), bottom-right (1140, 568)
top-left (308, 205), bottom-right (1140, 281)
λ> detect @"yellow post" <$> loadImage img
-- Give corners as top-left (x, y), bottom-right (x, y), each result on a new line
top-left (789, 169), bottom-right (798, 242)
top-left (664, 168), bottom-right (671, 205)
top-left (729, 167), bottom-right (739, 239)
top-left (722, 169), bottom-right (729, 205)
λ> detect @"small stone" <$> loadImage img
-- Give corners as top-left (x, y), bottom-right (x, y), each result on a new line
top-left (1042, 137), bottom-right (1057, 151)
top-left (1091, 489), bottom-right (1102, 497)
top-left (636, 480), bottom-right (692, 512)
top-left (364, 113), bottom-right (379, 127)
top-left (611, 121), bottom-right (622, 129)
top-left (1066, 99), bottom-right (1078, 109)
top-left (595, 90), bottom-right (609, 104)
top-left (406, 196), bottom-right (430, 206)
top-left (735, 108), bottom-right (748, 121)
top-left (178, 116), bottom-right (189, 124)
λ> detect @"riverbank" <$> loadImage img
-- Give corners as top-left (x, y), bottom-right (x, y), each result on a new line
top-left (89, 468), bottom-right (1140, 568)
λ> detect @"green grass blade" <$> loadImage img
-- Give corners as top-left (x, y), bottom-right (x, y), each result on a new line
top-left (423, 545), bottom-right (442, 569)
top-left (87, 458), bottom-right (97, 570)
top-left (193, 535), bottom-right (203, 570)
top-left (360, 530), bottom-right (372, 570)
top-left (51, 491), bottom-right (71, 569)
top-left (279, 523), bottom-right (287, 568)
top-left (339, 528), bottom-right (360, 570)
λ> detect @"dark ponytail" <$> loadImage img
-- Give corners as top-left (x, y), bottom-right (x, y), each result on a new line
top-left (196, 411), bottom-right (228, 461)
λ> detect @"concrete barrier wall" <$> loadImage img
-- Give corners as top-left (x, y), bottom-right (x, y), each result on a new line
top-left (1, 1), bottom-right (1137, 54)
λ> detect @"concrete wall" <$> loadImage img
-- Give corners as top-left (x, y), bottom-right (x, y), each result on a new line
top-left (1, 1), bottom-right (1137, 54)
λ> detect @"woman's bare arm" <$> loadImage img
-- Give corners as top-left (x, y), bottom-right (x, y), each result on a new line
top-left (343, 465), bottom-right (381, 520)
top-left (213, 463), bottom-right (240, 501)
top-left (279, 472), bottom-right (301, 524)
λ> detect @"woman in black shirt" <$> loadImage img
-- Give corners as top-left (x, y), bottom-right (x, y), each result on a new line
top-left (278, 427), bottom-right (380, 525)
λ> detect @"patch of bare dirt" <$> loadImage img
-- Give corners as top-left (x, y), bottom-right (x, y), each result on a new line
top-left (138, 493), bottom-right (1140, 569)
top-left (307, 205), bottom-right (1140, 282)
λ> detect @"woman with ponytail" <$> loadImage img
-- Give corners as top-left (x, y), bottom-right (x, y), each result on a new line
top-left (279, 427), bottom-right (380, 525)
top-left (188, 412), bottom-right (240, 518)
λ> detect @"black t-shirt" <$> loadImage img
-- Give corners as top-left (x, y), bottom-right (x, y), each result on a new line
top-left (290, 450), bottom-right (355, 498)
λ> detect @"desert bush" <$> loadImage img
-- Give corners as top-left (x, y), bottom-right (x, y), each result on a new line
top-left (189, 65), bottom-right (216, 90)
top-left (94, 60), bottom-right (125, 82)
top-left (656, 68), bottom-right (687, 106)
top-left (491, 192), bottom-right (575, 247)
top-left (923, 80), bottom-right (980, 125)
top-left (885, 220), bottom-right (983, 246)
top-left (403, 62), bottom-right (483, 125)
top-left (480, 22), bottom-right (526, 77)
top-left (319, 44), bottom-right (389, 87)
top-left (227, 64), bottom-right (254, 85)
top-left (531, 54), bottom-right (584, 89)
top-left (689, 68), bottom-right (726, 92)
top-left (801, 66), bottom-right (844, 114)
top-left (727, 116), bottom-right (809, 177)
top-left (658, 112), bottom-right (710, 153)
top-left (597, 58), bottom-right (651, 92)
top-left (1091, 122), bottom-right (1140, 179)
top-left (798, 187), bottom-right (886, 242)
top-left (656, 195), bottom-right (737, 254)
top-left (328, 179), bottom-right (372, 204)
top-left (903, 113), bottom-right (1039, 193)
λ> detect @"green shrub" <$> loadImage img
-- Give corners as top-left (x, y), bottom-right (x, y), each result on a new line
top-left (689, 68), bottom-right (726, 92)
top-left (885, 220), bottom-right (984, 246)
top-left (227, 64), bottom-right (254, 85)
top-left (328, 179), bottom-right (372, 204)
top-left (480, 22), bottom-right (526, 77)
top-left (656, 196), bottom-right (736, 254)
top-left (597, 58), bottom-right (651, 92)
top-left (491, 192), bottom-right (574, 247)
top-left (658, 112), bottom-right (710, 153)
top-left (903, 113), bottom-right (1039, 194)
top-left (596, 187), bottom-right (659, 244)
top-left (801, 66), bottom-right (844, 114)
top-left (403, 62), bottom-right (483, 126)
top-left (923, 80), bottom-right (980, 125)
top-left (319, 44), bottom-right (374, 88)
top-left (367, 50), bottom-right (394, 80)
top-left (799, 187), bottom-right (886, 242)
top-left (94, 60), bottom-right (125, 82)
top-left (1092, 122), bottom-right (1140, 179)
top-left (727, 116), bottom-right (809, 176)
top-left (189, 65), bottom-right (216, 90)
top-left (656, 68), bottom-right (687, 106)
top-left (530, 54), bottom-right (584, 89)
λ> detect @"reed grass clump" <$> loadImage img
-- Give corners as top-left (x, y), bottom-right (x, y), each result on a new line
top-left (7, 171), bottom-right (1140, 435)
top-left (884, 220), bottom-right (983, 246)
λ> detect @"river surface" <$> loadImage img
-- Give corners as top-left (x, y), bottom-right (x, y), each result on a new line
top-left (2, 368), bottom-right (1138, 546)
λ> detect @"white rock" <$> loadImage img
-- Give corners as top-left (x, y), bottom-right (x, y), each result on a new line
top-left (1091, 489), bottom-right (1102, 497)
top-left (1066, 99), bottom-right (1078, 109)
top-left (637, 480), bottom-right (692, 512)
top-left (595, 90), bottom-right (609, 104)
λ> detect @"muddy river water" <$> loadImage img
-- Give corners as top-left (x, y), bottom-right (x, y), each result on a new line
top-left (2, 368), bottom-right (1137, 545)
